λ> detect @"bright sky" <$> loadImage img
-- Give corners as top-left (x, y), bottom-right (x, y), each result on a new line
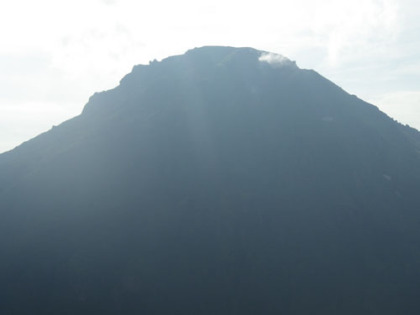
top-left (1, 0), bottom-right (419, 153)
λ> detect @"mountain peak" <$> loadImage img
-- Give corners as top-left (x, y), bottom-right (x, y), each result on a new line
top-left (82, 46), bottom-right (298, 116)
top-left (1, 46), bottom-right (420, 314)
top-left (165, 45), bottom-right (297, 69)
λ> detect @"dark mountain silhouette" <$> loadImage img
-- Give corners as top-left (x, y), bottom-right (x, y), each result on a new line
top-left (1, 46), bottom-right (420, 314)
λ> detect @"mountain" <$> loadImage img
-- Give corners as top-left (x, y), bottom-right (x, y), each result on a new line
top-left (1, 46), bottom-right (420, 314)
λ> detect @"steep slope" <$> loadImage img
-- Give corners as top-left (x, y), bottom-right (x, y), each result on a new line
top-left (1, 46), bottom-right (420, 314)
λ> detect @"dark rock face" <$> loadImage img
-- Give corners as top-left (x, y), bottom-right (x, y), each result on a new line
top-left (1, 46), bottom-right (420, 314)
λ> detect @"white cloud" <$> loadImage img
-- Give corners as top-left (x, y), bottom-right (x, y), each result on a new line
top-left (258, 52), bottom-right (291, 67)
top-left (309, 0), bottom-right (400, 66)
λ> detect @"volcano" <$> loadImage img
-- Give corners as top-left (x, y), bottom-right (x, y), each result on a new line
top-left (1, 46), bottom-right (420, 314)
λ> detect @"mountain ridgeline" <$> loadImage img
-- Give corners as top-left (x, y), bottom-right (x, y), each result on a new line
top-left (1, 46), bottom-right (420, 314)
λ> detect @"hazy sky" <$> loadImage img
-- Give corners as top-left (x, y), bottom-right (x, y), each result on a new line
top-left (1, 0), bottom-right (419, 153)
